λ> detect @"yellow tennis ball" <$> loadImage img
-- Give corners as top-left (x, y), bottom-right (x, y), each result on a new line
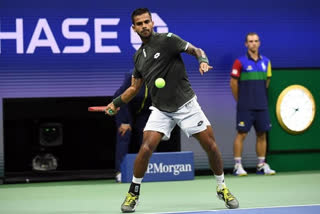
top-left (155, 78), bottom-right (166, 88)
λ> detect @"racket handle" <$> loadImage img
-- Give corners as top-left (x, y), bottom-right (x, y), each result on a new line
top-left (108, 109), bottom-right (114, 114)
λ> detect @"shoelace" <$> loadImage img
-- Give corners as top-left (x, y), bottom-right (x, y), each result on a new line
top-left (124, 194), bottom-right (137, 205)
top-left (258, 163), bottom-right (271, 172)
top-left (237, 165), bottom-right (246, 172)
top-left (222, 189), bottom-right (235, 201)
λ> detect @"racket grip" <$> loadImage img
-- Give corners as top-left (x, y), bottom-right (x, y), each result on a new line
top-left (108, 109), bottom-right (114, 114)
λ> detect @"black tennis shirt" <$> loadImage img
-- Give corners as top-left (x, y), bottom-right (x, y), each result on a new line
top-left (133, 32), bottom-right (195, 112)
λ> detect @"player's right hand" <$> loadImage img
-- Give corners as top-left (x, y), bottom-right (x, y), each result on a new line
top-left (105, 103), bottom-right (119, 116)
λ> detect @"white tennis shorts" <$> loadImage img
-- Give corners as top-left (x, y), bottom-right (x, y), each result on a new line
top-left (144, 96), bottom-right (211, 140)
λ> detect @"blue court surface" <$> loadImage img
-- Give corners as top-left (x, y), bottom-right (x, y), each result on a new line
top-left (154, 205), bottom-right (320, 214)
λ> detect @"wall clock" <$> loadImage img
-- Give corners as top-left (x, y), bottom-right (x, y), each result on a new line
top-left (276, 85), bottom-right (316, 134)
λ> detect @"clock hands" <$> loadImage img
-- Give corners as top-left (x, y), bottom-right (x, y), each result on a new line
top-left (289, 106), bottom-right (299, 118)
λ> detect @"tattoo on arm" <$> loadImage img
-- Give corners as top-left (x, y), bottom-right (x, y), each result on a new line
top-left (186, 44), bottom-right (207, 59)
top-left (186, 43), bottom-right (209, 65)
top-left (185, 43), bottom-right (199, 56)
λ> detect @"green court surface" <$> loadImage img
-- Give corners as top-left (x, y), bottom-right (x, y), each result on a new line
top-left (0, 171), bottom-right (320, 214)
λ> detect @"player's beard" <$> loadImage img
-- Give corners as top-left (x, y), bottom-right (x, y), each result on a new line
top-left (139, 29), bottom-right (152, 39)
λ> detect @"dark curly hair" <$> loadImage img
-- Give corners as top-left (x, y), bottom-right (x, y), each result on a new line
top-left (131, 8), bottom-right (152, 24)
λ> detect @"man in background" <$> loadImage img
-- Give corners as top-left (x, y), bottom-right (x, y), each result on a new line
top-left (114, 72), bottom-right (152, 182)
top-left (230, 32), bottom-right (276, 176)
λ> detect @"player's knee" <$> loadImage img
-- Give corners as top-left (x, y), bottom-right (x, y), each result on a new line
top-left (140, 144), bottom-right (153, 159)
top-left (202, 138), bottom-right (218, 153)
top-left (209, 140), bottom-right (218, 152)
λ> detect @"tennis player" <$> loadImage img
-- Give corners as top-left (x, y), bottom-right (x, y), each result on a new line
top-left (105, 8), bottom-right (239, 212)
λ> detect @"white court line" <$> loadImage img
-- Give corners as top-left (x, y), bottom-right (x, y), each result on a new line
top-left (144, 203), bottom-right (320, 214)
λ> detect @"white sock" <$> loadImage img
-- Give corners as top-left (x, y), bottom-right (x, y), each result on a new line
top-left (234, 157), bottom-right (242, 165)
top-left (132, 176), bottom-right (143, 184)
top-left (258, 157), bottom-right (265, 165)
top-left (215, 173), bottom-right (226, 190)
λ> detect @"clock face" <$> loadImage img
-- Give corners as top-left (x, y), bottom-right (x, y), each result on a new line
top-left (276, 85), bottom-right (316, 134)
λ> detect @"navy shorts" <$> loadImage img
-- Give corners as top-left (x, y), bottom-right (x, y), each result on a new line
top-left (236, 109), bottom-right (271, 132)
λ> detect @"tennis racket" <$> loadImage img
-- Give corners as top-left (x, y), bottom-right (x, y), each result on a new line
top-left (88, 106), bottom-right (114, 114)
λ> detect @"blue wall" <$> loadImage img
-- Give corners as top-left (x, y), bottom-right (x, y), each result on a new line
top-left (1, 0), bottom-right (319, 174)
top-left (1, 0), bottom-right (319, 97)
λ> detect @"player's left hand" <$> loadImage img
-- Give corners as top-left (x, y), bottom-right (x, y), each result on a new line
top-left (118, 124), bottom-right (132, 136)
top-left (199, 62), bottom-right (213, 75)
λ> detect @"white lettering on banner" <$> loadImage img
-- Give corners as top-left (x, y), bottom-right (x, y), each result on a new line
top-left (146, 163), bottom-right (192, 175)
top-left (0, 19), bottom-right (24, 54)
top-left (62, 18), bottom-right (90, 53)
top-left (26, 18), bottom-right (60, 54)
top-left (0, 18), bottom-right (121, 54)
top-left (94, 18), bottom-right (120, 53)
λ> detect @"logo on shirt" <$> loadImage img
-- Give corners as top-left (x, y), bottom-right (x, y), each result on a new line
top-left (143, 48), bottom-right (147, 58)
top-left (154, 52), bottom-right (160, 59)
top-left (232, 69), bottom-right (238, 75)
top-left (261, 62), bottom-right (266, 71)
top-left (246, 65), bottom-right (253, 71)
top-left (238, 121), bottom-right (245, 127)
top-left (197, 121), bottom-right (203, 126)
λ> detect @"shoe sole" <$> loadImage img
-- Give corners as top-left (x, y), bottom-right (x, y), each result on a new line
top-left (256, 172), bottom-right (276, 175)
top-left (233, 173), bottom-right (248, 176)
top-left (121, 200), bottom-right (139, 213)
top-left (121, 210), bottom-right (135, 213)
top-left (216, 194), bottom-right (239, 209)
